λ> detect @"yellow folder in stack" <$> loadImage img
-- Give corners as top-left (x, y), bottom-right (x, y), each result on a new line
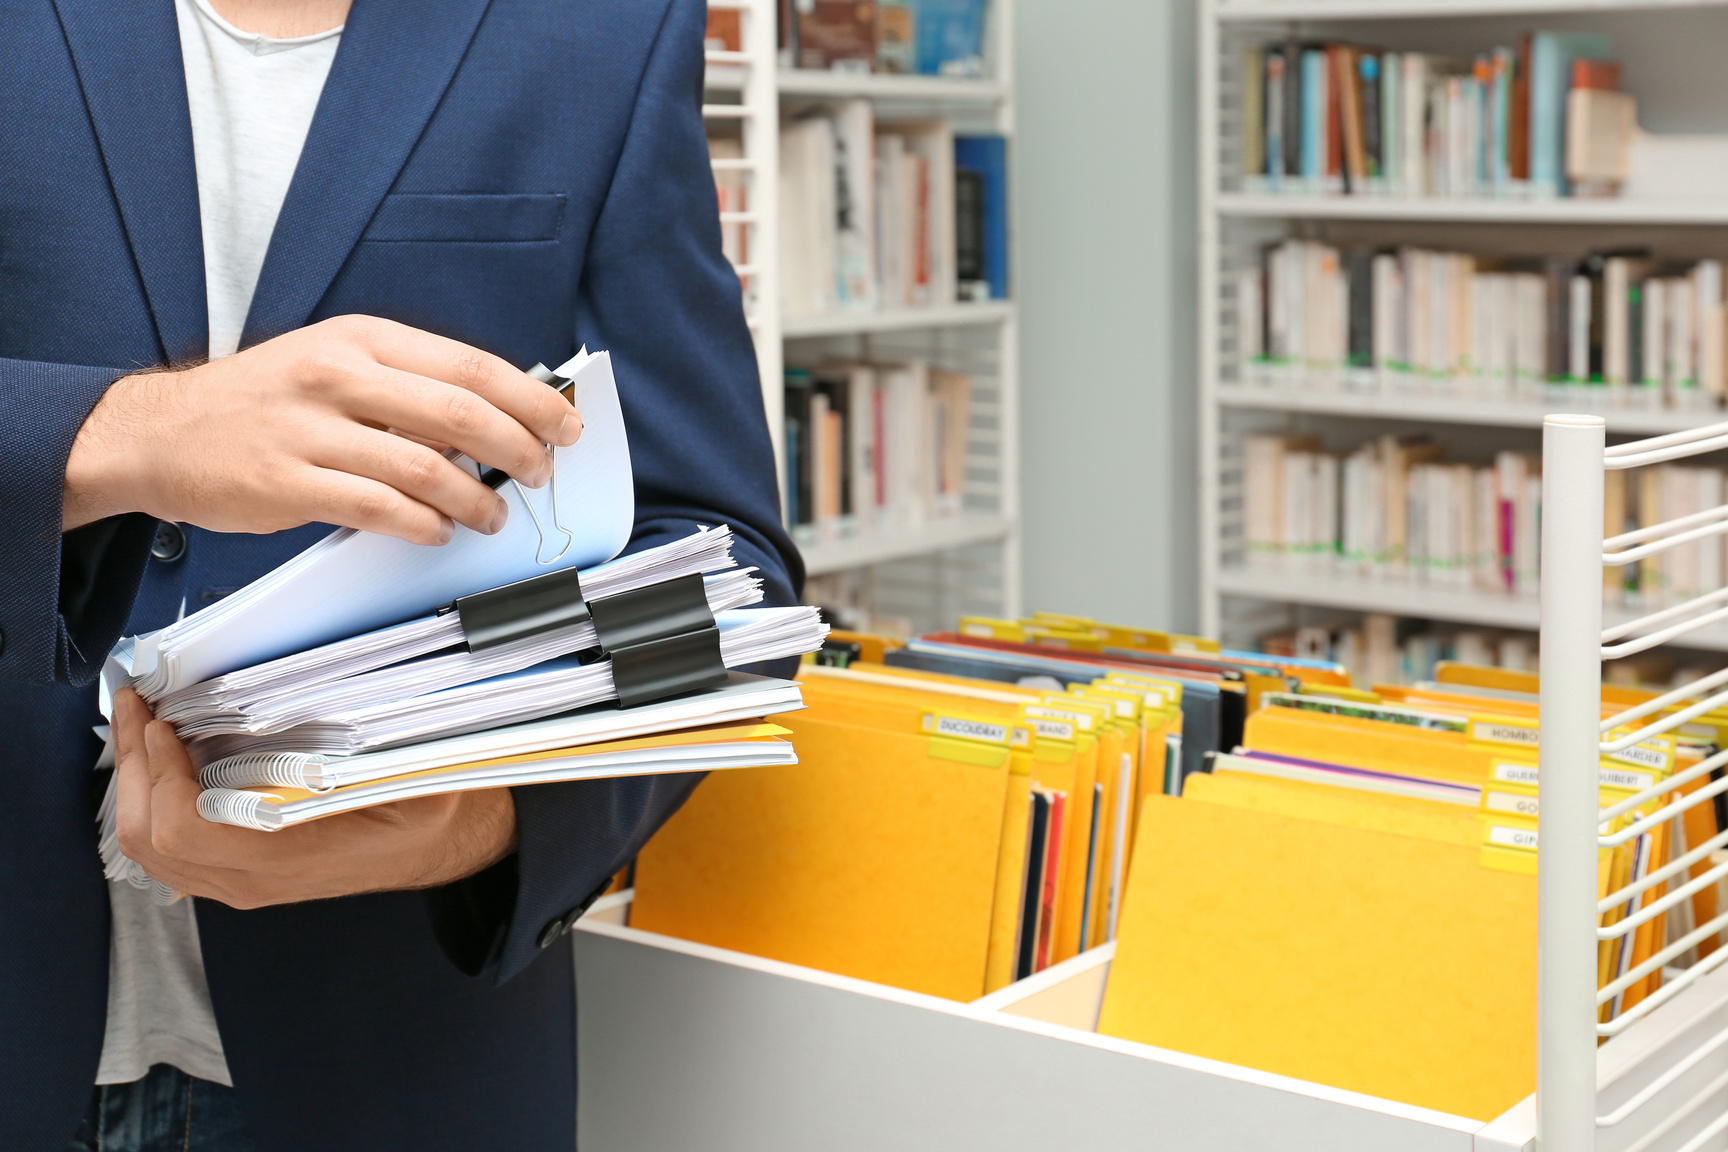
top-left (631, 663), bottom-right (1105, 1000)
top-left (631, 706), bottom-right (1014, 1002)
top-left (1098, 773), bottom-right (1537, 1122)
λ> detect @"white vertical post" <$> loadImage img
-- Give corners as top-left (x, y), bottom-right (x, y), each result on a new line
top-left (740, 0), bottom-right (782, 501)
top-left (1196, 0), bottom-right (1221, 638)
top-left (1538, 413), bottom-right (1606, 1152)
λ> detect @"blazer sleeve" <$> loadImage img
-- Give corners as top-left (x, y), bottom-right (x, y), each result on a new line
top-left (0, 358), bottom-right (157, 689)
top-left (424, 0), bottom-right (803, 984)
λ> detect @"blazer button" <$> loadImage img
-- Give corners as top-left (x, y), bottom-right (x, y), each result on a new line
top-left (151, 522), bottom-right (188, 563)
top-left (538, 917), bottom-right (566, 949)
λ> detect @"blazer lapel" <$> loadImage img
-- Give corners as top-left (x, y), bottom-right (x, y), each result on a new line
top-left (52, 0), bottom-right (208, 363)
top-left (241, 0), bottom-right (495, 348)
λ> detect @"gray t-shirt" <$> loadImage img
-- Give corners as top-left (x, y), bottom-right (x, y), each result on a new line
top-left (94, 0), bottom-right (341, 1087)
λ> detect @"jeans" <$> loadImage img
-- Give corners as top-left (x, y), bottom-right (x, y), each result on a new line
top-left (66, 1065), bottom-right (257, 1152)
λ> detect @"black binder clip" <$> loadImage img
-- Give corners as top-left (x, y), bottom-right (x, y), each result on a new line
top-left (589, 573), bottom-right (728, 708)
top-left (444, 570), bottom-right (727, 709)
top-left (446, 566), bottom-right (591, 652)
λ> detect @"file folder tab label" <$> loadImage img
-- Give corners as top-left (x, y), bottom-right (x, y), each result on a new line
top-left (1024, 716), bottom-right (1076, 742)
top-left (921, 713), bottom-right (1015, 746)
top-left (1484, 790), bottom-right (1541, 819)
top-left (1492, 762), bottom-right (1541, 787)
top-left (1481, 822), bottom-right (1541, 874)
top-left (1022, 704), bottom-right (1095, 732)
top-left (1470, 718), bottom-right (1542, 748)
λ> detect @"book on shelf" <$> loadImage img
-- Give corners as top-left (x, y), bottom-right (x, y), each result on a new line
top-left (705, 6), bottom-right (741, 53)
top-left (1243, 432), bottom-right (1542, 596)
top-left (1239, 30), bottom-right (1627, 200)
top-left (1241, 426), bottom-right (1728, 614)
top-left (708, 136), bottom-right (750, 275)
top-left (777, 0), bottom-right (989, 77)
top-left (1259, 613), bottom-right (1539, 688)
top-left (954, 134), bottom-right (1008, 301)
top-left (784, 360), bottom-right (972, 545)
top-left (1234, 237), bottom-right (1728, 409)
top-left (794, 0), bottom-right (878, 73)
top-left (779, 99), bottom-right (1008, 318)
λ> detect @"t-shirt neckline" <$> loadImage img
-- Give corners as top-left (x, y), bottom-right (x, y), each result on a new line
top-left (186, 0), bottom-right (345, 56)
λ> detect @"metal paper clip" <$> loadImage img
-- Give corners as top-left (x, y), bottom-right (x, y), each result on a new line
top-left (518, 362), bottom-right (577, 564)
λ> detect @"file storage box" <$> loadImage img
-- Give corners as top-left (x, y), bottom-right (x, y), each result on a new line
top-left (573, 894), bottom-right (1645, 1152)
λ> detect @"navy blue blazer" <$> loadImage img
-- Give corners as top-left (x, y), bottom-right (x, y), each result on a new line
top-left (0, 1), bottom-right (799, 1148)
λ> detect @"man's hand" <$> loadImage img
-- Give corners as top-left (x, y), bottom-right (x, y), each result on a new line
top-left (112, 688), bottom-right (518, 907)
top-left (64, 315), bottom-right (583, 543)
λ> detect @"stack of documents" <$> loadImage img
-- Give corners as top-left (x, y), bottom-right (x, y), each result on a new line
top-left (179, 605), bottom-right (825, 764)
top-left (100, 349), bottom-right (824, 897)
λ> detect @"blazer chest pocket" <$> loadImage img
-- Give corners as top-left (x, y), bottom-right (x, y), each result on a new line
top-left (363, 193), bottom-right (565, 243)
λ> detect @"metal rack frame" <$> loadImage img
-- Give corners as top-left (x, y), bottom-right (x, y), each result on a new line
top-left (1541, 413), bottom-right (1728, 1150)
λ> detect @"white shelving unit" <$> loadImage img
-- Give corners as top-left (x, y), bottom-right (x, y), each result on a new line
top-left (703, 1), bottom-right (1021, 627)
top-left (1537, 414), bottom-right (1728, 1151)
top-left (1197, 0), bottom-right (1728, 657)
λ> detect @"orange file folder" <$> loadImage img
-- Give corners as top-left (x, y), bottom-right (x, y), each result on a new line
top-left (632, 710), bottom-right (1013, 1002)
top-left (1099, 781), bottom-right (1536, 1122)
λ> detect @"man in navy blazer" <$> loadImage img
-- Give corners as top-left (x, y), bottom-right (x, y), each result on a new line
top-left (2, 0), bottom-right (797, 1148)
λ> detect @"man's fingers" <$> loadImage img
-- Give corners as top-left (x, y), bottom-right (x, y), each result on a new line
top-left (335, 317), bottom-right (582, 450)
top-left (310, 426), bottom-right (509, 536)
top-left (299, 466), bottom-right (456, 546)
top-left (343, 364), bottom-right (556, 489)
top-left (112, 691), bottom-right (158, 867)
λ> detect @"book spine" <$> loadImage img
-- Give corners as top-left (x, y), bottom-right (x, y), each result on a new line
top-left (1359, 52), bottom-right (1382, 183)
top-left (1324, 45), bottom-right (1343, 192)
top-left (1242, 46), bottom-right (1265, 182)
top-left (1381, 52), bottom-right (1401, 194)
top-left (1283, 42), bottom-right (1302, 180)
top-left (1301, 50), bottom-right (1325, 185)
top-left (1511, 34), bottom-right (1532, 183)
top-left (1265, 50), bottom-right (1286, 190)
top-left (1336, 45), bottom-right (1366, 192)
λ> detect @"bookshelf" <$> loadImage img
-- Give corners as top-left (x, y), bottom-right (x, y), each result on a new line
top-left (702, 0), bottom-right (1021, 631)
top-left (1197, 0), bottom-right (1728, 677)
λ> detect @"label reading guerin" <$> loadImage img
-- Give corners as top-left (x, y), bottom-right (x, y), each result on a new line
top-left (1492, 762), bottom-right (1540, 787)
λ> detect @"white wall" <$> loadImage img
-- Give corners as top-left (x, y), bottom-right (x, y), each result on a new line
top-left (1013, 0), bottom-right (1200, 631)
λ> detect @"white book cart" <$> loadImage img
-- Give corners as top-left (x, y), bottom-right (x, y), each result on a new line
top-left (568, 415), bottom-right (1728, 1151)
